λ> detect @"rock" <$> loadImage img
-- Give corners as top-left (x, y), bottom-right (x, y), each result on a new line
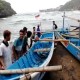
top-left (59, 0), bottom-right (80, 11)
top-left (0, 0), bottom-right (16, 18)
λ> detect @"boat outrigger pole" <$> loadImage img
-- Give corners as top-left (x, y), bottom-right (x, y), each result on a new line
top-left (0, 65), bottom-right (62, 74)
top-left (79, 22), bottom-right (80, 49)
top-left (32, 39), bottom-right (69, 42)
top-left (63, 12), bottom-right (65, 32)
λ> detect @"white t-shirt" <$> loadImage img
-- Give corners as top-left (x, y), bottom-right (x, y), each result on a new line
top-left (0, 42), bottom-right (12, 69)
top-left (52, 24), bottom-right (55, 30)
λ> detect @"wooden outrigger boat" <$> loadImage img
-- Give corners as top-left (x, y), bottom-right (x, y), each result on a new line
top-left (55, 31), bottom-right (80, 61)
top-left (0, 32), bottom-right (55, 80)
top-left (56, 13), bottom-right (80, 61)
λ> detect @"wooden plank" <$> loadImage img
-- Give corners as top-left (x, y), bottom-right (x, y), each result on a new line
top-left (34, 48), bottom-right (51, 52)
top-left (0, 65), bottom-right (62, 74)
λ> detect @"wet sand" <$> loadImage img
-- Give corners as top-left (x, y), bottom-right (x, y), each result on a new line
top-left (42, 42), bottom-right (80, 80)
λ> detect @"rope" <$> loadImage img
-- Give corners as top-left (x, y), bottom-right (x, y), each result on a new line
top-left (17, 60), bottom-right (29, 80)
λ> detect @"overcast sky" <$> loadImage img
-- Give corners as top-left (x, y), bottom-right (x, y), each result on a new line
top-left (6, 0), bottom-right (70, 13)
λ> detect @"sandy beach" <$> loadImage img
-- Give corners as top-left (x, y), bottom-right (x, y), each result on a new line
top-left (42, 42), bottom-right (80, 80)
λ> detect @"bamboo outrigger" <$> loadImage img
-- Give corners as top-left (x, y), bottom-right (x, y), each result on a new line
top-left (56, 12), bottom-right (80, 61)
top-left (0, 65), bottom-right (62, 74)
top-left (34, 48), bottom-right (51, 52)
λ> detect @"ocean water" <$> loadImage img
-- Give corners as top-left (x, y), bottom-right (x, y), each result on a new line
top-left (0, 11), bottom-right (80, 42)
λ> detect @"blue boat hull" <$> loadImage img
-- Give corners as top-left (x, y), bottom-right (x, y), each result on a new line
top-left (56, 32), bottom-right (80, 61)
top-left (0, 32), bottom-right (54, 80)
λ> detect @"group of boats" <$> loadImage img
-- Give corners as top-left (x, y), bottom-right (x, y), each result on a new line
top-left (0, 14), bottom-right (80, 80)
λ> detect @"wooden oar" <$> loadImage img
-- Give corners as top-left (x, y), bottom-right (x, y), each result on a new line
top-left (32, 39), bottom-right (69, 42)
top-left (34, 48), bottom-right (51, 52)
top-left (0, 65), bottom-right (62, 74)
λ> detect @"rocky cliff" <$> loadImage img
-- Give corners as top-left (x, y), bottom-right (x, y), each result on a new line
top-left (59, 0), bottom-right (80, 11)
top-left (0, 0), bottom-right (16, 18)
top-left (40, 0), bottom-right (80, 12)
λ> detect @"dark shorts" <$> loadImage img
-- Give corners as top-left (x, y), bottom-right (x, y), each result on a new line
top-left (37, 33), bottom-right (41, 38)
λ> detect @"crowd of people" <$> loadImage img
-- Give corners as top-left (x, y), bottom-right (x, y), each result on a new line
top-left (0, 21), bottom-right (57, 69)
top-left (0, 24), bottom-right (42, 69)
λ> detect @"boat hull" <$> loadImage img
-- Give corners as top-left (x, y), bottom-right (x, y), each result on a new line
top-left (26, 32), bottom-right (54, 80)
top-left (0, 32), bottom-right (54, 80)
top-left (56, 32), bottom-right (80, 61)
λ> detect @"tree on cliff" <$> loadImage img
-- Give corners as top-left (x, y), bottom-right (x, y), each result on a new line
top-left (59, 0), bottom-right (80, 11)
top-left (0, 0), bottom-right (16, 18)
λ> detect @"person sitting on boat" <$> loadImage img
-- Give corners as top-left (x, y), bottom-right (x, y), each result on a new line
top-left (30, 27), bottom-right (36, 47)
top-left (12, 29), bottom-right (25, 61)
top-left (36, 25), bottom-right (41, 38)
top-left (0, 30), bottom-right (12, 69)
top-left (52, 21), bottom-right (58, 30)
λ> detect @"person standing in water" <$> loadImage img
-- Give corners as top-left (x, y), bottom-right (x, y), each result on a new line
top-left (0, 30), bottom-right (12, 69)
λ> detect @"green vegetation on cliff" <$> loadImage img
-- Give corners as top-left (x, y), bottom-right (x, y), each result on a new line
top-left (59, 0), bottom-right (80, 11)
top-left (0, 0), bottom-right (16, 18)
top-left (40, 0), bottom-right (80, 12)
